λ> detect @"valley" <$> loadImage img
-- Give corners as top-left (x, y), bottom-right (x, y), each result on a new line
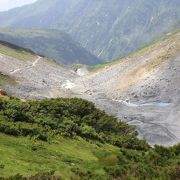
top-left (70, 31), bottom-right (180, 146)
top-left (0, 31), bottom-right (179, 146)
top-left (0, 1), bottom-right (180, 179)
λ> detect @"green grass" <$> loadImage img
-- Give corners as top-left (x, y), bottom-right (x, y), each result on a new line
top-left (0, 97), bottom-right (179, 179)
top-left (0, 42), bottom-right (36, 61)
top-left (0, 133), bottom-right (118, 179)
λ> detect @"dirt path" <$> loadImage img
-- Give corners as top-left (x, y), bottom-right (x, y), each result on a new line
top-left (32, 56), bottom-right (41, 67)
top-left (10, 56), bottom-right (41, 74)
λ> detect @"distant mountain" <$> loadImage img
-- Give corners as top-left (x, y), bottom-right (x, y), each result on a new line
top-left (0, 28), bottom-right (101, 65)
top-left (0, 0), bottom-right (179, 61)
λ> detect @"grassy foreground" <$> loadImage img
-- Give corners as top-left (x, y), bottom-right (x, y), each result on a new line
top-left (0, 133), bottom-right (119, 179)
top-left (0, 97), bottom-right (179, 179)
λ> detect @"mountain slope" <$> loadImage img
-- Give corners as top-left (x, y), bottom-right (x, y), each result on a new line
top-left (70, 30), bottom-right (180, 146)
top-left (0, 30), bottom-right (180, 146)
top-left (0, 40), bottom-right (77, 98)
top-left (0, 0), bottom-right (179, 61)
top-left (0, 28), bottom-right (101, 65)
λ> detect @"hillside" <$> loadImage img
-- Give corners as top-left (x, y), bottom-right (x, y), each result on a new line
top-left (71, 30), bottom-right (180, 146)
top-left (0, 0), bottom-right (179, 61)
top-left (0, 96), bottom-right (179, 179)
top-left (0, 27), bottom-right (180, 179)
top-left (0, 40), bottom-right (77, 99)
top-left (0, 30), bottom-right (180, 147)
top-left (0, 28), bottom-right (101, 65)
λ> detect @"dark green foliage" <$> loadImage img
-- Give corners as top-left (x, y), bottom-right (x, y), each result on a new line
top-left (0, 97), bottom-right (148, 150)
top-left (104, 145), bottom-right (180, 179)
top-left (0, 96), bottom-right (179, 179)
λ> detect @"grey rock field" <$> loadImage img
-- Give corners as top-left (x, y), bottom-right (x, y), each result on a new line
top-left (0, 31), bottom-right (180, 146)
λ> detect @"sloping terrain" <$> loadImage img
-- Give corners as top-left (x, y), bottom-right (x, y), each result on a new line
top-left (0, 41), bottom-right (77, 99)
top-left (69, 31), bottom-right (180, 146)
top-left (0, 97), bottom-right (179, 179)
top-left (0, 31), bottom-right (180, 146)
top-left (0, 0), bottom-right (179, 61)
top-left (0, 28), bottom-right (101, 65)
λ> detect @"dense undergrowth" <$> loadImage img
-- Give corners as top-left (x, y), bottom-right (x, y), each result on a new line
top-left (0, 97), bottom-right (148, 150)
top-left (0, 97), bottom-right (179, 179)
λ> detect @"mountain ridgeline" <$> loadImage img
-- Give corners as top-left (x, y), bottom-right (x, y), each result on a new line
top-left (0, 0), bottom-right (179, 62)
top-left (0, 29), bottom-right (101, 65)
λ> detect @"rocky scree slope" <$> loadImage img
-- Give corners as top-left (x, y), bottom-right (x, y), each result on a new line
top-left (0, 31), bottom-right (180, 146)
top-left (0, 41), bottom-right (77, 99)
top-left (70, 31), bottom-right (180, 146)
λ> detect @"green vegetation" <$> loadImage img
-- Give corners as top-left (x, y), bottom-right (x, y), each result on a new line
top-left (0, 97), bottom-right (147, 149)
top-left (0, 41), bottom-right (36, 61)
top-left (0, 29), bottom-right (101, 65)
top-left (0, 133), bottom-right (119, 179)
top-left (0, 97), bottom-right (179, 179)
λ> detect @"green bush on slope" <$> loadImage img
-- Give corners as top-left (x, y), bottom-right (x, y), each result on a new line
top-left (0, 97), bottom-right (179, 179)
top-left (0, 97), bottom-right (148, 150)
